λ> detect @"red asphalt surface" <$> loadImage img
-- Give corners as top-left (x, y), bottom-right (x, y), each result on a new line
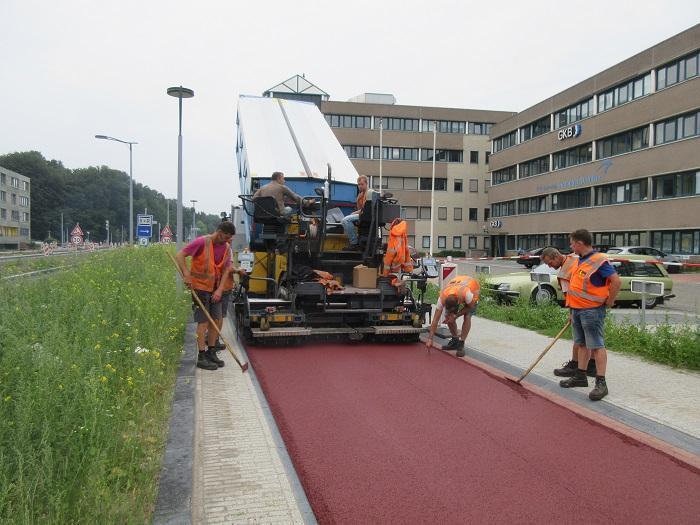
top-left (246, 343), bottom-right (700, 525)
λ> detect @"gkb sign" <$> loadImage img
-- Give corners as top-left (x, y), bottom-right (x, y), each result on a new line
top-left (558, 123), bottom-right (582, 141)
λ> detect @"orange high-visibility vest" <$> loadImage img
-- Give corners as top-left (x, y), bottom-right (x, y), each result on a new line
top-left (383, 219), bottom-right (414, 277)
top-left (567, 252), bottom-right (609, 309)
top-left (440, 275), bottom-right (480, 306)
top-left (557, 254), bottom-right (577, 294)
top-left (190, 236), bottom-right (229, 292)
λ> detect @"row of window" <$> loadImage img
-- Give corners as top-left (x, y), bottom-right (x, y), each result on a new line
top-left (0, 209), bottom-right (29, 221)
top-left (0, 174), bottom-right (29, 191)
top-left (0, 191), bottom-right (29, 207)
top-left (491, 170), bottom-right (700, 216)
top-left (325, 114), bottom-right (494, 134)
top-left (414, 235), bottom-right (481, 250)
top-left (401, 206), bottom-right (488, 222)
top-left (493, 108), bottom-right (700, 185)
top-left (344, 146), bottom-right (492, 164)
top-left (493, 130), bottom-right (517, 152)
top-left (369, 176), bottom-right (488, 193)
top-left (492, 48), bottom-right (699, 149)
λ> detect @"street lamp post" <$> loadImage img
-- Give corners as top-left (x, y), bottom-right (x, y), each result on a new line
top-left (95, 135), bottom-right (137, 244)
top-left (167, 86), bottom-right (195, 294)
top-left (190, 199), bottom-right (197, 240)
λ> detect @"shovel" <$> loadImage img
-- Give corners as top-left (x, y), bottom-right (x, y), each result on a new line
top-left (506, 319), bottom-right (571, 385)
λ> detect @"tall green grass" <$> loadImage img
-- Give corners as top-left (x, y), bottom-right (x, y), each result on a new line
top-left (0, 246), bottom-right (190, 524)
top-left (425, 283), bottom-right (700, 370)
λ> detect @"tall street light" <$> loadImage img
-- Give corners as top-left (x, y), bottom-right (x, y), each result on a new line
top-left (95, 135), bottom-right (137, 244)
top-left (190, 199), bottom-right (197, 240)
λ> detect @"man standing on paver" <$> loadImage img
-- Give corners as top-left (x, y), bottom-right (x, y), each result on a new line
top-left (175, 221), bottom-right (236, 371)
top-left (559, 230), bottom-right (620, 401)
top-left (540, 247), bottom-right (597, 378)
top-left (425, 275), bottom-right (480, 357)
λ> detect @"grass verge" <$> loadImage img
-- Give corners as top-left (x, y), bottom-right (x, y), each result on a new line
top-left (0, 245), bottom-right (190, 524)
top-left (425, 282), bottom-right (700, 370)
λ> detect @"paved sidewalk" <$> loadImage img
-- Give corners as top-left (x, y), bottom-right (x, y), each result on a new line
top-left (442, 316), bottom-right (700, 439)
top-left (191, 320), bottom-right (314, 525)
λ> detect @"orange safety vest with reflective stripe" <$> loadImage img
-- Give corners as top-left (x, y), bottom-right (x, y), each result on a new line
top-left (383, 219), bottom-right (414, 277)
top-left (440, 275), bottom-right (480, 306)
top-left (190, 236), bottom-right (229, 292)
top-left (567, 252), bottom-right (609, 309)
top-left (557, 254), bottom-right (577, 294)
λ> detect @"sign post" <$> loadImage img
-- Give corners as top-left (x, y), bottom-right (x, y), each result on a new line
top-left (630, 280), bottom-right (664, 329)
top-left (136, 214), bottom-right (153, 247)
top-left (70, 223), bottom-right (84, 246)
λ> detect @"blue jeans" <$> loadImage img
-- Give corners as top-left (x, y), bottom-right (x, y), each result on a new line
top-left (342, 213), bottom-right (360, 245)
top-left (571, 306), bottom-right (606, 350)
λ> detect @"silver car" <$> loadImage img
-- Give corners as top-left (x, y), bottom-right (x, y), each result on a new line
top-left (606, 246), bottom-right (682, 273)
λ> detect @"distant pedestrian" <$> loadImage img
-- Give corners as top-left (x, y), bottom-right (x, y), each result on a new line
top-left (558, 230), bottom-right (620, 401)
top-left (426, 275), bottom-right (480, 357)
top-left (541, 247), bottom-right (597, 378)
top-left (175, 221), bottom-right (236, 371)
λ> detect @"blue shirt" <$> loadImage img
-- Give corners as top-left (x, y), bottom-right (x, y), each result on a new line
top-left (578, 251), bottom-right (616, 287)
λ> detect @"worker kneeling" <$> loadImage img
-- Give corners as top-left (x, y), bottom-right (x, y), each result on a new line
top-left (426, 275), bottom-right (480, 357)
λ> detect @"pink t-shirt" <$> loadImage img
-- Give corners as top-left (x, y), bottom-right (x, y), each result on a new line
top-left (183, 236), bottom-right (231, 267)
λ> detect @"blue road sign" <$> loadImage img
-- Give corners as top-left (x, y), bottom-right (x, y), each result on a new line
top-left (137, 225), bottom-right (152, 237)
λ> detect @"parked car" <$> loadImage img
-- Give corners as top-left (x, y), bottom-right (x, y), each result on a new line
top-left (606, 246), bottom-right (682, 273)
top-left (486, 255), bottom-right (674, 309)
top-left (516, 247), bottom-right (571, 269)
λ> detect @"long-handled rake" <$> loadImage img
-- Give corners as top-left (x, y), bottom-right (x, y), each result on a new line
top-left (167, 252), bottom-right (249, 373)
top-left (506, 319), bottom-right (571, 385)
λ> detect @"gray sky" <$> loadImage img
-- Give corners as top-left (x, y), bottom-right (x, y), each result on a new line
top-left (1, 0), bottom-right (698, 215)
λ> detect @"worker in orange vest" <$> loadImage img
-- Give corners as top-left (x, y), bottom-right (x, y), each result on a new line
top-left (175, 221), bottom-right (236, 371)
top-left (383, 218), bottom-right (414, 282)
top-left (541, 247), bottom-right (597, 379)
top-left (558, 229), bottom-right (620, 401)
top-left (426, 275), bottom-right (480, 357)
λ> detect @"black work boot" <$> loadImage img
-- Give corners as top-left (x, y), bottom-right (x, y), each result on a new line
top-left (444, 337), bottom-right (463, 350)
top-left (207, 348), bottom-right (225, 368)
top-left (559, 370), bottom-right (588, 388)
top-left (455, 345), bottom-right (466, 358)
top-left (197, 350), bottom-right (218, 371)
top-left (586, 359), bottom-right (598, 378)
top-left (554, 360), bottom-right (578, 377)
top-left (589, 377), bottom-right (609, 401)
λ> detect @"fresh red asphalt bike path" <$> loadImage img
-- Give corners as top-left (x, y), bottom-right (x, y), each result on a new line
top-left (246, 343), bottom-right (700, 524)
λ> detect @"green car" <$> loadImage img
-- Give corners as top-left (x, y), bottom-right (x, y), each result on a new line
top-left (485, 255), bottom-right (674, 309)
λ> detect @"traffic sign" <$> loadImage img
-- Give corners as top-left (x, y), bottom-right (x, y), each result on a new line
top-left (137, 214), bottom-right (153, 226)
top-left (71, 235), bottom-right (83, 245)
top-left (139, 237), bottom-right (149, 246)
top-left (161, 225), bottom-right (173, 237)
top-left (137, 225), bottom-right (152, 237)
top-left (70, 224), bottom-right (84, 236)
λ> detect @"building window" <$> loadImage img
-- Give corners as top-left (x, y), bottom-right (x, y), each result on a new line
top-left (519, 116), bottom-right (551, 142)
top-left (423, 120), bottom-right (466, 134)
top-left (438, 207), bottom-right (447, 220)
top-left (468, 122), bottom-right (493, 135)
top-left (519, 155), bottom-right (550, 178)
top-left (0, 173), bottom-right (5, 185)
top-left (378, 117), bottom-right (419, 132)
top-left (21, 212), bottom-right (29, 222)
top-left (373, 146), bottom-right (419, 161)
top-left (422, 236), bottom-right (431, 249)
top-left (597, 72), bottom-right (651, 113)
top-left (438, 236), bottom-right (446, 249)
top-left (419, 206), bottom-right (432, 220)
top-left (343, 145), bottom-right (372, 159)
top-left (651, 229), bottom-right (700, 255)
top-left (0, 208), bottom-right (5, 219)
top-left (370, 177), bottom-right (388, 190)
top-left (492, 165), bottom-right (517, 185)
top-left (552, 188), bottom-right (591, 210)
top-left (657, 50), bottom-right (700, 91)
top-left (491, 201), bottom-right (516, 217)
top-left (484, 208), bottom-right (490, 221)
top-left (655, 110), bottom-right (700, 145)
top-left (403, 177), bottom-right (418, 190)
top-left (454, 179), bottom-right (463, 192)
top-left (595, 179), bottom-right (648, 205)
top-left (11, 194), bottom-right (16, 205)
top-left (11, 177), bottom-right (19, 188)
top-left (0, 190), bottom-right (5, 202)
top-left (420, 149), bottom-right (463, 163)
top-left (485, 152), bottom-right (490, 164)
top-left (18, 196), bottom-right (29, 207)
top-left (470, 151), bottom-right (479, 164)
top-left (407, 235), bottom-right (415, 248)
top-left (468, 208), bottom-right (478, 221)
top-left (517, 234), bottom-right (547, 251)
top-left (468, 236), bottom-right (477, 249)
top-left (453, 236), bottom-right (462, 249)
top-left (493, 130), bottom-right (518, 152)
top-left (419, 177), bottom-right (447, 191)
top-left (454, 207), bottom-right (462, 221)
top-left (553, 143), bottom-right (592, 170)
top-left (325, 114), bottom-right (371, 128)
top-left (597, 126), bottom-right (649, 159)
top-left (11, 210), bottom-right (20, 221)
top-left (469, 179), bottom-right (478, 192)
top-left (554, 98), bottom-right (594, 129)
top-left (401, 206), bottom-right (418, 219)
top-left (518, 196), bottom-right (547, 214)
top-left (652, 170), bottom-right (700, 200)
top-left (23, 181), bottom-right (29, 191)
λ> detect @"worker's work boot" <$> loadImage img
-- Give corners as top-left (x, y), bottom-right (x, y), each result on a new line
top-left (586, 359), bottom-right (598, 378)
top-left (444, 337), bottom-right (464, 351)
top-left (559, 370), bottom-right (588, 388)
top-left (589, 378), bottom-right (608, 401)
top-left (197, 350), bottom-right (218, 371)
top-left (207, 348), bottom-right (225, 368)
top-left (553, 360), bottom-right (578, 377)
top-left (455, 346), bottom-right (466, 358)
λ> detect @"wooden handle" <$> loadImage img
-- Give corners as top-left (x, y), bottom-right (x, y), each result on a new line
top-left (515, 319), bottom-right (571, 383)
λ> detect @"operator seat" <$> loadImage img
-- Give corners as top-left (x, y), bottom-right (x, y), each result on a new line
top-left (252, 196), bottom-right (287, 247)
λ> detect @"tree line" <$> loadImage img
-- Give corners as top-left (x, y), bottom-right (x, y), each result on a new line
top-left (0, 151), bottom-right (226, 243)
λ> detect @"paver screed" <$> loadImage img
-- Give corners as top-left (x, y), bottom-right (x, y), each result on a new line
top-left (246, 342), bottom-right (700, 525)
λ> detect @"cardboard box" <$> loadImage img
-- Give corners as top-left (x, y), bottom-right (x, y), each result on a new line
top-left (353, 265), bottom-right (377, 289)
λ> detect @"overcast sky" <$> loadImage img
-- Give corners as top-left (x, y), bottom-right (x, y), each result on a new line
top-left (1, 1), bottom-right (698, 215)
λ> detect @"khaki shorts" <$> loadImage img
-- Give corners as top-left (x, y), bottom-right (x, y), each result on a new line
top-left (192, 290), bottom-right (223, 323)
